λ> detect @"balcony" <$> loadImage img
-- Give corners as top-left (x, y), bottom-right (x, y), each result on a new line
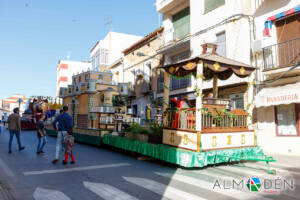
top-left (141, 81), bottom-right (151, 94)
top-left (156, 0), bottom-right (186, 13)
top-left (263, 38), bottom-right (300, 70)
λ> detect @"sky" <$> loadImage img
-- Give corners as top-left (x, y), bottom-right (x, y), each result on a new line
top-left (0, 0), bottom-right (159, 100)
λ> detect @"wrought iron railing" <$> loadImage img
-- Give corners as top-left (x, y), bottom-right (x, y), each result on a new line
top-left (164, 107), bottom-right (248, 131)
top-left (263, 38), bottom-right (300, 70)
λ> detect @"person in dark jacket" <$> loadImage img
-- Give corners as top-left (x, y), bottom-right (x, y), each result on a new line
top-left (36, 113), bottom-right (47, 154)
top-left (7, 108), bottom-right (25, 154)
top-left (52, 106), bottom-right (73, 164)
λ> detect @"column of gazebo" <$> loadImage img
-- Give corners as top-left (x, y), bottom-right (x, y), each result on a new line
top-left (196, 61), bottom-right (203, 139)
top-left (163, 72), bottom-right (170, 126)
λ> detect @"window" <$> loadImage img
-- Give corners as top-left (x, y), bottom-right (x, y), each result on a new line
top-left (100, 49), bottom-right (109, 65)
top-left (79, 76), bottom-right (81, 82)
top-left (229, 93), bottom-right (244, 110)
top-left (170, 77), bottom-right (191, 90)
top-left (216, 32), bottom-right (226, 57)
top-left (73, 78), bottom-right (76, 84)
top-left (275, 104), bottom-right (299, 136)
top-left (171, 51), bottom-right (191, 63)
top-left (173, 7), bottom-right (190, 40)
top-left (85, 74), bottom-right (89, 81)
top-left (157, 72), bottom-right (164, 93)
top-left (99, 75), bottom-right (103, 81)
top-left (204, 0), bottom-right (225, 13)
top-left (170, 51), bottom-right (191, 90)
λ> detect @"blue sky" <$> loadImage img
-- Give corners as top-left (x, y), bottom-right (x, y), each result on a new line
top-left (0, 0), bottom-right (159, 100)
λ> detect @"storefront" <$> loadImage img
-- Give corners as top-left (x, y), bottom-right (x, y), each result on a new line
top-left (255, 82), bottom-right (300, 155)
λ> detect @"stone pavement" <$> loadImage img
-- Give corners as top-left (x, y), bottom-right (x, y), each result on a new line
top-left (0, 127), bottom-right (299, 200)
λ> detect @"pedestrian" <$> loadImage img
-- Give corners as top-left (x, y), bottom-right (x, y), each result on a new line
top-left (36, 113), bottom-right (47, 154)
top-left (63, 129), bottom-right (75, 164)
top-left (52, 106), bottom-right (73, 164)
top-left (7, 108), bottom-right (25, 154)
top-left (3, 113), bottom-right (8, 127)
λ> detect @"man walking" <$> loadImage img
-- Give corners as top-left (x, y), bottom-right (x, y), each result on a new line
top-left (52, 106), bottom-right (73, 164)
top-left (7, 108), bottom-right (25, 154)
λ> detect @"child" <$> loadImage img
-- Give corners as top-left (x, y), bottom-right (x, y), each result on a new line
top-left (37, 113), bottom-right (47, 154)
top-left (63, 129), bottom-right (75, 164)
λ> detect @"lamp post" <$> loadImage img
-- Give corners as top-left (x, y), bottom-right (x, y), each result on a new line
top-left (17, 98), bottom-right (23, 112)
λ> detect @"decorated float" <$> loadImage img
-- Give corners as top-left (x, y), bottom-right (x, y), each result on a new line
top-left (103, 43), bottom-right (275, 173)
top-left (21, 96), bottom-right (61, 130)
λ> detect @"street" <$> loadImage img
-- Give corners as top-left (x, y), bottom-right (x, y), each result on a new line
top-left (0, 129), bottom-right (300, 200)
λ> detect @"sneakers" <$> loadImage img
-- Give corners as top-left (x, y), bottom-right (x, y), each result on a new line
top-left (8, 150), bottom-right (12, 154)
top-left (70, 161), bottom-right (75, 164)
top-left (52, 159), bottom-right (59, 164)
top-left (40, 150), bottom-right (45, 153)
top-left (62, 161), bottom-right (67, 165)
top-left (19, 147), bottom-right (25, 151)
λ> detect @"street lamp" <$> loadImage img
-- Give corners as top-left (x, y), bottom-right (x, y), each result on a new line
top-left (17, 98), bottom-right (23, 112)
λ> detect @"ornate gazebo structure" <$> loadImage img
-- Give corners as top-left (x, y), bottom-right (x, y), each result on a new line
top-left (160, 43), bottom-right (257, 152)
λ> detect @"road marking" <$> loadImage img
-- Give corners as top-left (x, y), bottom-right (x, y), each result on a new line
top-left (33, 187), bottom-right (71, 200)
top-left (24, 163), bottom-right (130, 176)
top-left (155, 172), bottom-right (272, 200)
top-left (0, 158), bottom-right (14, 177)
top-left (123, 176), bottom-right (207, 200)
top-left (84, 181), bottom-right (138, 200)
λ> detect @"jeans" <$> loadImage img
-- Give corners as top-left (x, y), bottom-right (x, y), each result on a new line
top-left (8, 130), bottom-right (22, 151)
top-left (55, 131), bottom-right (67, 159)
top-left (37, 136), bottom-right (47, 152)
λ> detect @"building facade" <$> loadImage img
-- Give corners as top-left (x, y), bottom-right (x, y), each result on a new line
top-left (122, 27), bottom-right (164, 123)
top-left (156, 0), bottom-right (255, 114)
top-left (90, 32), bottom-right (142, 71)
top-left (56, 60), bottom-right (91, 97)
top-left (1, 94), bottom-right (29, 114)
top-left (253, 0), bottom-right (300, 155)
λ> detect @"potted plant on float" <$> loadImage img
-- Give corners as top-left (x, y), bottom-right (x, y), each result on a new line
top-left (125, 123), bottom-right (149, 142)
top-left (148, 120), bottom-right (163, 144)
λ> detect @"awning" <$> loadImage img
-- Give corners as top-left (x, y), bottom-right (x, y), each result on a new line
top-left (159, 53), bottom-right (256, 80)
top-left (264, 5), bottom-right (300, 36)
top-left (255, 82), bottom-right (300, 108)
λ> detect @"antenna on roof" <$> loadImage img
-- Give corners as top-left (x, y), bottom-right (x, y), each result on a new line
top-left (104, 16), bottom-right (113, 32)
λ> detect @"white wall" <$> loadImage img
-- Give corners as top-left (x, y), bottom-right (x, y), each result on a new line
top-left (56, 60), bottom-right (91, 96)
top-left (90, 32), bottom-right (142, 69)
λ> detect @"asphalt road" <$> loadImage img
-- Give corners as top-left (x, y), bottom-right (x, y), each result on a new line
top-left (0, 128), bottom-right (300, 200)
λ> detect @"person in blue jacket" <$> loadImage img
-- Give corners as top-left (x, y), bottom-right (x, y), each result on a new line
top-left (52, 106), bottom-right (73, 164)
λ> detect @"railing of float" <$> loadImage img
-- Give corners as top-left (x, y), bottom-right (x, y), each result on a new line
top-left (164, 107), bottom-right (249, 131)
top-left (164, 108), bottom-right (196, 130)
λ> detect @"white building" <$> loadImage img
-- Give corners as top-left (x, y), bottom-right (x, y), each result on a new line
top-left (156, 0), bottom-right (254, 111)
top-left (56, 60), bottom-right (91, 96)
top-left (252, 0), bottom-right (300, 156)
top-left (1, 94), bottom-right (29, 114)
top-left (90, 31), bottom-right (142, 71)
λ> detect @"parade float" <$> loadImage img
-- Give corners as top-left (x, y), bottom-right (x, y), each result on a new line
top-left (102, 43), bottom-right (276, 173)
top-left (46, 69), bottom-right (140, 146)
top-left (21, 96), bottom-right (61, 130)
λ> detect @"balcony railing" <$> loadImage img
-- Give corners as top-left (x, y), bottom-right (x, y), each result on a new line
top-left (164, 107), bottom-right (248, 132)
top-left (263, 38), bottom-right (300, 70)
